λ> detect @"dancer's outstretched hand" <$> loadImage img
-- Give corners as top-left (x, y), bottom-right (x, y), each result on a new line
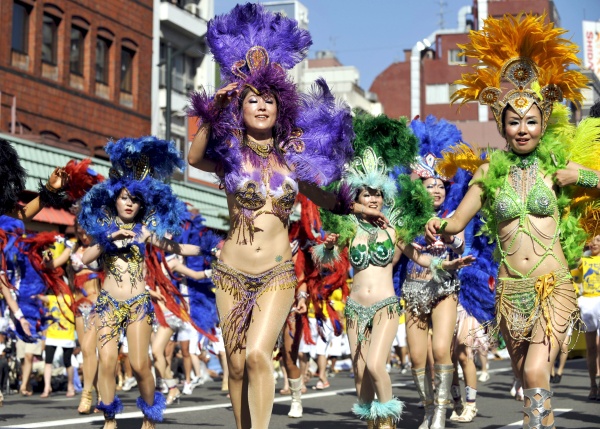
top-left (443, 255), bottom-right (476, 270)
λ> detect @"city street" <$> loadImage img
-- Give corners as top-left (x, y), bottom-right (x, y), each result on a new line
top-left (0, 357), bottom-right (598, 428)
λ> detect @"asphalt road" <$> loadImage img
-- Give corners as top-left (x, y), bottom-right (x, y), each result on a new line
top-left (0, 358), bottom-right (598, 428)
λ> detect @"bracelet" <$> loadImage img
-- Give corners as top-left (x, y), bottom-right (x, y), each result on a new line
top-left (576, 169), bottom-right (599, 188)
top-left (448, 236), bottom-right (463, 250)
top-left (38, 179), bottom-right (65, 207)
top-left (45, 182), bottom-right (60, 193)
top-left (14, 309), bottom-right (24, 320)
top-left (296, 291), bottom-right (309, 300)
top-left (438, 220), bottom-right (448, 233)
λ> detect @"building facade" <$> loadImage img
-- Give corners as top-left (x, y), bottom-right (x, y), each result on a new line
top-left (370, 0), bottom-right (599, 149)
top-left (1, 0), bottom-right (154, 157)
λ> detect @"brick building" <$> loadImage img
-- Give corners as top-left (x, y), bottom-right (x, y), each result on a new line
top-left (370, 0), bottom-right (599, 149)
top-left (0, 0), bottom-right (153, 158)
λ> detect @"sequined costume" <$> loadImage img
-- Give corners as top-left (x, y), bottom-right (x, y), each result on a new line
top-left (345, 296), bottom-right (401, 344)
top-left (402, 240), bottom-right (460, 314)
top-left (94, 289), bottom-right (154, 348)
top-left (212, 260), bottom-right (296, 352)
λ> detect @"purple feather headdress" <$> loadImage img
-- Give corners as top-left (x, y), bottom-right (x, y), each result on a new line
top-left (208, 3), bottom-right (311, 81)
top-left (187, 4), bottom-right (353, 192)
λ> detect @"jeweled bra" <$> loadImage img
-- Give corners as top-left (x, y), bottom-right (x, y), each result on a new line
top-left (490, 159), bottom-right (563, 278)
top-left (349, 220), bottom-right (394, 271)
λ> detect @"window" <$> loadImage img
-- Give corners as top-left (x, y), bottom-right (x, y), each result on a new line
top-left (70, 26), bottom-right (86, 75)
top-left (95, 37), bottom-right (110, 83)
top-left (448, 49), bottom-right (466, 65)
top-left (426, 84), bottom-right (451, 105)
top-left (42, 14), bottom-right (59, 64)
top-left (11, 2), bottom-right (29, 53)
top-left (120, 47), bottom-right (134, 93)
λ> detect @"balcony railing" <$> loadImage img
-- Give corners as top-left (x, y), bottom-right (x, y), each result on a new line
top-left (160, 0), bottom-right (203, 19)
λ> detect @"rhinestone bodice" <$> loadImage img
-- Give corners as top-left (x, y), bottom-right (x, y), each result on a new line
top-left (349, 226), bottom-right (394, 271)
top-left (493, 168), bottom-right (557, 224)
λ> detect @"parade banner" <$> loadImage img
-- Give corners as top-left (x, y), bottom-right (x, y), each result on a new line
top-left (583, 20), bottom-right (600, 78)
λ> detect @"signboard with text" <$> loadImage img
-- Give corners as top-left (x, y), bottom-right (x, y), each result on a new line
top-left (583, 20), bottom-right (600, 79)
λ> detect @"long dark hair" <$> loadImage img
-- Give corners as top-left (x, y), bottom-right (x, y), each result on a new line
top-left (0, 139), bottom-right (26, 216)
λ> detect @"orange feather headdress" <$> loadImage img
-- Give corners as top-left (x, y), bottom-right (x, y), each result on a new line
top-left (451, 13), bottom-right (588, 136)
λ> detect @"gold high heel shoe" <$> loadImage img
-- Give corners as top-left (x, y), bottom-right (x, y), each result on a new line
top-left (78, 389), bottom-right (93, 414)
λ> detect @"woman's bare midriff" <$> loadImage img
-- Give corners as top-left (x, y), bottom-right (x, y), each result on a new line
top-left (220, 196), bottom-right (293, 274)
top-left (497, 214), bottom-right (567, 279)
top-left (101, 257), bottom-right (148, 301)
top-left (350, 265), bottom-right (396, 307)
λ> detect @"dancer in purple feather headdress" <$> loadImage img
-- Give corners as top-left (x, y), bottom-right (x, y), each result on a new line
top-left (186, 4), bottom-right (387, 428)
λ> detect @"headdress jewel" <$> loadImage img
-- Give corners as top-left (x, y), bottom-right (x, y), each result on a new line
top-left (451, 13), bottom-right (588, 135)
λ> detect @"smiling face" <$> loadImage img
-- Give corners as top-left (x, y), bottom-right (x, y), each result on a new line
top-left (356, 187), bottom-right (384, 212)
top-left (590, 235), bottom-right (600, 256)
top-left (242, 90), bottom-right (277, 139)
top-left (423, 178), bottom-right (446, 209)
top-left (115, 188), bottom-right (141, 223)
top-left (503, 104), bottom-right (543, 155)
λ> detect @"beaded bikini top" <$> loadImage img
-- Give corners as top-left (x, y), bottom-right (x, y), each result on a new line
top-left (229, 140), bottom-right (298, 245)
top-left (349, 221), bottom-right (394, 271)
top-left (493, 164), bottom-right (557, 224)
top-left (491, 160), bottom-right (562, 278)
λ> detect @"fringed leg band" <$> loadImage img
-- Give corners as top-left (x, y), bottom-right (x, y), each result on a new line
top-left (137, 391), bottom-right (167, 423)
top-left (96, 395), bottom-right (123, 420)
top-left (370, 398), bottom-right (404, 428)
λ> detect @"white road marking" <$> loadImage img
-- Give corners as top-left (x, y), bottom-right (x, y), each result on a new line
top-left (0, 383), bottom-right (409, 428)
top-left (496, 408), bottom-right (572, 428)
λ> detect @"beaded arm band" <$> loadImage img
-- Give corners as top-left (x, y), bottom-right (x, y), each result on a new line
top-left (576, 169), bottom-right (599, 188)
top-left (430, 257), bottom-right (450, 283)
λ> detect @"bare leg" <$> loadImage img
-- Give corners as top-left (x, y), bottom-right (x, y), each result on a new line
top-left (96, 331), bottom-right (119, 405)
top-left (430, 295), bottom-right (458, 365)
top-left (41, 363), bottom-right (52, 396)
top-left (364, 309), bottom-right (399, 403)
top-left (151, 326), bottom-right (174, 381)
top-left (180, 340), bottom-right (192, 384)
top-left (244, 288), bottom-right (295, 429)
top-left (347, 318), bottom-right (375, 404)
top-left (20, 352), bottom-right (34, 394)
top-left (316, 354), bottom-right (328, 385)
top-left (217, 288), bottom-right (250, 429)
top-left (126, 319), bottom-right (155, 405)
top-left (406, 315), bottom-right (430, 370)
top-left (585, 331), bottom-right (598, 394)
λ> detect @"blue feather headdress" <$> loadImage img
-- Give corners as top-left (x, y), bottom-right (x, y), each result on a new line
top-left (78, 136), bottom-right (186, 247)
top-left (409, 115), bottom-right (465, 215)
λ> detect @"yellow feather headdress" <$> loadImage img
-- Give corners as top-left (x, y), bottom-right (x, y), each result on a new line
top-left (451, 13), bottom-right (588, 136)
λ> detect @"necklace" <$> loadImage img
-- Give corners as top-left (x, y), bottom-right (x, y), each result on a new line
top-left (245, 137), bottom-right (274, 158)
top-left (356, 217), bottom-right (379, 245)
top-left (512, 149), bottom-right (538, 169)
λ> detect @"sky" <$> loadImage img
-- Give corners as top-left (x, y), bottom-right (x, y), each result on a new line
top-left (214, 0), bottom-right (600, 90)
